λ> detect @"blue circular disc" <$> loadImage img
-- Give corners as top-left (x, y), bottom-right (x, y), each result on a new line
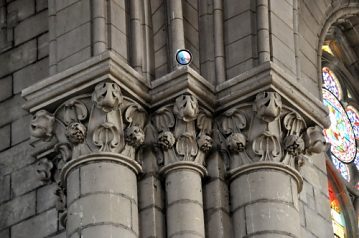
top-left (176, 49), bottom-right (192, 65)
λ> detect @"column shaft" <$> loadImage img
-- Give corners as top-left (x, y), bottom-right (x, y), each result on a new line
top-left (230, 163), bottom-right (301, 238)
top-left (165, 169), bottom-right (205, 238)
top-left (66, 159), bottom-right (139, 238)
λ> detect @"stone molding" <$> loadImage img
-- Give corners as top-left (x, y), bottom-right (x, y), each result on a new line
top-left (159, 161), bottom-right (207, 178)
top-left (60, 152), bottom-right (142, 185)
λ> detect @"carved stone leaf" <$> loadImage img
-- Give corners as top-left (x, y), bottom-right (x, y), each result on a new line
top-left (152, 107), bottom-right (175, 132)
top-left (125, 104), bottom-right (147, 128)
top-left (197, 110), bottom-right (213, 135)
top-left (63, 99), bottom-right (88, 125)
top-left (54, 143), bottom-right (72, 162)
top-left (176, 133), bottom-right (198, 161)
top-left (283, 112), bottom-right (306, 136)
top-left (93, 122), bottom-right (120, 152)
top-left (252, 131), bottom-right (281, 161)
top-left (173, 95), bottom-right (199, 122)
top-left (219, 109), bottom-right (246, 135)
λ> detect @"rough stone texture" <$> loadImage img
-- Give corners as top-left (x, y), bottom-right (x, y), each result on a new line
top-left (0, 76), bottom-right (12, 102)
top-left (11, 209), bottom-right (57, 238)
top-left (1, 1), bottom-right (358, 238)
top-left (0, 124), bottom-right (10, 151)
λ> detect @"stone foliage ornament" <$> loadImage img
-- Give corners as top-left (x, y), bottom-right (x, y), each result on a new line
top-left (217, 91), bottom-right (327, 171)
top-left (29, 81), bottom-right (147, 225)
top-left (152, 94), bottom-right (213, 166)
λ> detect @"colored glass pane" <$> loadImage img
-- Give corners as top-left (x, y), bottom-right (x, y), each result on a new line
top-left (323, 67), bottom-right (342, 99)
top-left (355, 151), bottom-right (359, 171)
top-left (346, 106), bottom-right (359, 140)
top-left (323, 89), bottom-right (356, 162)
top-left (328, 182), bottom-right (347, 238)
top-left (331, 156), bottom-right (350, 182)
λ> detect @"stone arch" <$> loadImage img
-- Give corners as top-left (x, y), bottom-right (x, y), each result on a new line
top-left (326, 158), bottom-right (359, 238)
top-left (316, 3), bottom-right (359, 87)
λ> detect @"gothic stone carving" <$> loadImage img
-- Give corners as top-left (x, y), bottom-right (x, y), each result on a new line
top-left (152, 94), bottom-right (213, 166)
top-left (30, 81), bottom-right (147, 226)
top-left (217, 91), bottom-right (327, 171)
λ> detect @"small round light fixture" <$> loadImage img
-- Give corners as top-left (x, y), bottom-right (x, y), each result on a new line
top-left (176, 49), bottom-right (192, 65)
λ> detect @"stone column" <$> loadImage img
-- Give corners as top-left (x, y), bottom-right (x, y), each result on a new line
top-left (217, 92), bottom-right (327, 238)
top-left (152, 94), bottom-right (213, 238)
top-left (62, 154), bottom-right (141, 238)
top-left (161, 162), bottom-right (206, 238)
top-left (29, 82), bottom-right (147, 238)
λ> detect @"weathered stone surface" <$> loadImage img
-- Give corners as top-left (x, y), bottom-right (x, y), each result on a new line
top-left (11, 115), bottom-right (31, 145)
top-left (0, 95), bottom-right (28, 127)
top-left (14, 10), bottom-right (48, 46)
top-left (0, 76), bottom-right (12, 102)
top-left (0, 192), bottom-right (36, 229)
top-left (7, 0), bottom-right (35, 22)
top-left (0, 174), bottom-right (10, 203)
top-left (67, 194), bottom-right (133, 235)
top-left (0, 228), bottom-right (10, 238)
top-left (13, 58), bottom-right (49, 93)
top-left (0, 40), bottom-right (37, 78)
top-left (37, 33), bottom-right (49, 59)
top-left (11, 163), bottom-right (44, 196)
top-left (81, 225), bottom-right (137, 238)
top-left (36, 0), bottom-right (48, 12)
top-left (0, 124), bottom-right (10, 151)
top-left (0, 141), bottom-right (34, 176)
top-left (11, 209), bottom-right (58, 238)
top-left (36, 183), bottom-right (58, 213)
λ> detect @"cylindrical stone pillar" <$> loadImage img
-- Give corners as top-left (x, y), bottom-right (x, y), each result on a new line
top-left (229, 162), bottom-right (303, 238)
top-left (161, 162), bottom-right (207, 238)
top-left (61, 153), bottom-right (142, 238)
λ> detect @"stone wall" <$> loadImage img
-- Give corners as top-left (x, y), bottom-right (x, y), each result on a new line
top-left (0, 0), bottom-right (357, 238)
top-left (0, 0), bottom-right (63, 237)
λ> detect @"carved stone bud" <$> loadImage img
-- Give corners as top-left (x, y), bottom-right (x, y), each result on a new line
top-left (173, 95), bottom-right (199, 122)
top-left (304, 126), bottom-right (327, 154)
top-left (253, 92), bottom-right (282, 122)
top-left (65, 122), bottom-right (86, 144)
top-left (36, 158), bottom-right (53, 182)
top-left (283, 135), bottom-right (305, 156)
top-left (92, 82), bottom-right (123, 112)
top-left (198, 134), bottom-right (213, 152)
top-left (125, 126), bottom-right (145, 148)
top-left (30, 110), bottom-right (55, 141)
top-left (158, 131), bottom-right (176, 149)
top-left (227, 133), bottom-right (246, 153)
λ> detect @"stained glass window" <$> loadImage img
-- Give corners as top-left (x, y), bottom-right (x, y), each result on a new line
top-left (323, 67), bottom-right (342, 99)
top-left (328, 181), bottom-right (347, 238)
top-left (331, 156), bottom-right (350, 182)
top-left (346, 106), bottom-right (359, 140)
top-left (323, 89), bottom-right (356, 163)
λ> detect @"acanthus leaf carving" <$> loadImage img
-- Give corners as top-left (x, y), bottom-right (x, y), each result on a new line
top-left (152, 107), bottom-right (175, 132)
top-left (125, 104), bottom-right (147, 129)
top-left (153, 94), bottom-right (213, 166)
top-left (63, 99), bottom-right (88, 125)
top-left (176, 133), bottom-right (198, 161)
top-left (93, 122), bottom-right (120, 152)
top-left (217, 108), bottom-right (252, 168)
top-left (219, 108), bottom-right (246, 135)
top-left (283, 112), bottom-right (306, 136)
top-left (252, 131), bottom-right (281, 162)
